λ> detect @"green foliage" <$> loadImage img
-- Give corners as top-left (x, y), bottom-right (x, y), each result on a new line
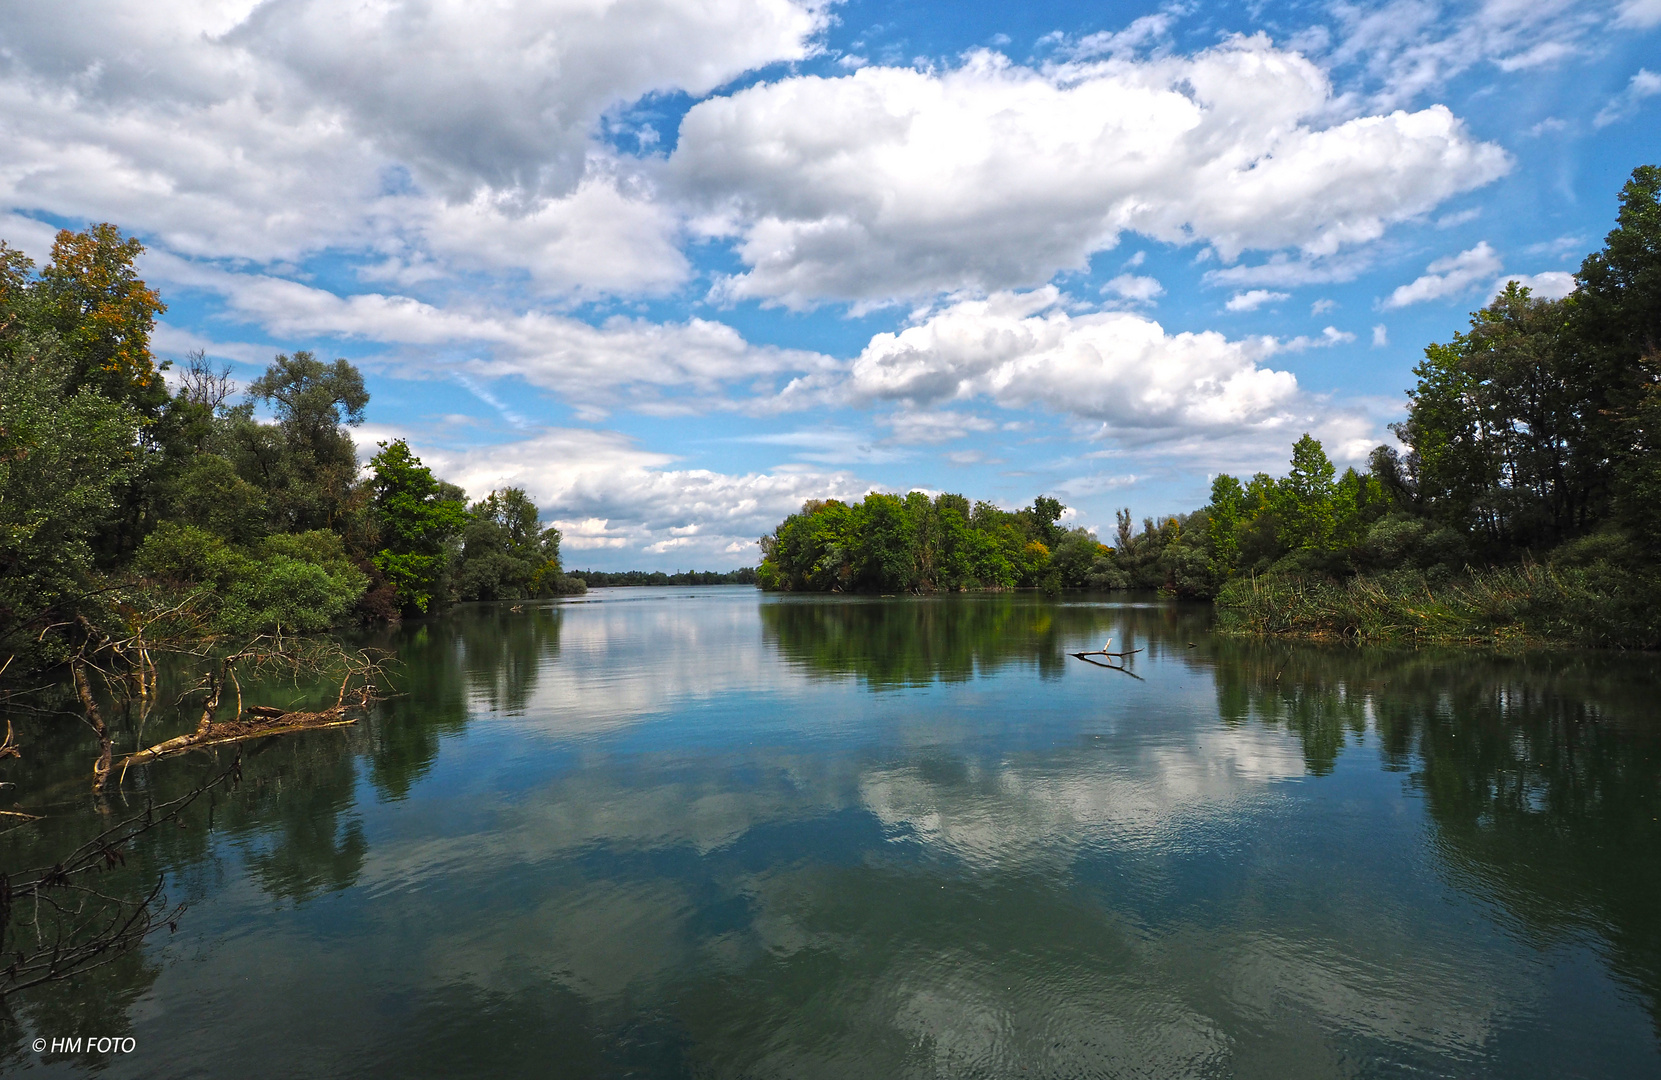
top-left (131, 523), bottom-right (368, 634)
top-left (454, 487), bottom-right (579, 600)
top-left (1215, 555), bottom-right (1661, 650)
top-left (369, 440), bottom-right (466, 614)
top-left (0, 344), bottom-right (142, 663)
top-left (0, 227), bottom-right (518, 677)
top-left (235, 351), bottom-right (369, 533)
top-left (1571, 166), bottom-right (1661, 539)
top-left (1205, 474), bottom-right (1244, 578)
top-left (759, 492), bottom-right (1073, 593)
top-left (160, 452), bottom-right (269, 543)
top-left (1277, 434), bottom-right (1337, 550)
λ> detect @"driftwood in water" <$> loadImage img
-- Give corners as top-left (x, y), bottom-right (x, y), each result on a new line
top-left (118, 704), bottom-right (360, 774)
top-left (1069, 637), bottom-right (1145, 679)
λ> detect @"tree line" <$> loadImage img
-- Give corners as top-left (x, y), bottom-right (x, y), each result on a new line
top-left (758, 166), bottom-right (1660, 646)
top-left (0, 226), bottom-right (582, 678)
top-left (570, 568), bottom-right (759, 587)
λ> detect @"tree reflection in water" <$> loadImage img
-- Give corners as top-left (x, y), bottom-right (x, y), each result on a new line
top-left (0, 602), bottom-right (563, 1062)
top-left (1207, 639), bottom-right (1661, 1033)
top-left (4, 592), bottom-right (1660, 1071)
top-left (759, 592), bottom-right (1196, 687)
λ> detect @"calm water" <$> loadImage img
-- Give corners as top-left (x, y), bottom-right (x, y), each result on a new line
top-left (4, 588), bottom-right (1661, 1078)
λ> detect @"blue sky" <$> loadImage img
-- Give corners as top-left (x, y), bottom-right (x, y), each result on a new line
top-left (2, 0), bottom-right (1657, 567)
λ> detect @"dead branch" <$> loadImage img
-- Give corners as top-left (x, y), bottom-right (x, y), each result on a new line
top-left (1069, 638), bottom-right (1146, 678)
top-left (117, 647), bottom-right (388, 775)
top-left (71, 658), bottom-right (114, 795)
top-left (1070, 652), bottom-right (1146, 679)
top-left (1, 756), bottom-right (242, 1000)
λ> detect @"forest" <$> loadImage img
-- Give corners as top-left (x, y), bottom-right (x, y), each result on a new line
top-left (757, 166), bottom-right (1661, 648)
top-left (0, 226), bottom-right (582, 681)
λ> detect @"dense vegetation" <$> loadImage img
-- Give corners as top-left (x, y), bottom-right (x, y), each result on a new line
top-left (0, 227), bottom-right (581, 679)
top-left (759, 166), bottom-right (1661, 648)
top-left (757, 492), bottom-right (1096, 593)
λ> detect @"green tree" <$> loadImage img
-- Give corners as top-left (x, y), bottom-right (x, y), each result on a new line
top-left (1025, 495), bottom-right (1065, 549)
top-left (132, 523), bottom-right (368, 633)
top-left (1205, 474), bottom-right (1245, 578)
top-left (454, 488), bottom-right (566, 600)
top-left (1396, 340), bottom-right (1495, 533)
top-left (241, 352), bottom-right (370, 532)
top-left (856, 493), bottom-right (917, 592)
top-left (0, 344), bottom-right (142, 667)
top-left (1276, 435), bottom-right (1337, 551)
top-left (1570, 165), bottom-right (1661, 538)
top-left (369, 440), bottom-right (466, 614)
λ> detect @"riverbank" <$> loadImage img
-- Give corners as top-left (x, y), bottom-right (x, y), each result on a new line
top-left (1214, 564), bottom-right (1661, 649)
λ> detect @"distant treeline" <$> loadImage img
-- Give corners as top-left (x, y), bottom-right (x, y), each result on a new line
top-left (760, 166), bottom-right (1661, 648)
top-left (570, 568), bottom-right (758, 587)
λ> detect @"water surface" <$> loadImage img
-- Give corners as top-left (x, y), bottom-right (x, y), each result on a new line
top-left (4, 588), bottom-right (1660, 1078)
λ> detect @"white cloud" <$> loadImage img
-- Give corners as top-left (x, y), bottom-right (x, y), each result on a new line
top-left (1491, 271), bottom-right (1576, 300)
top-left (1203, 250), bottom-right (1375, 290)
top-left (2, 0), bottom-right (825, 198)
top-left (1372, 324), bottom-right (1389, 347)
top-left (144, 256), bottom-right (835, 413)
top-left (1594, 69), bottom-right (1661, 128)
top-left (1324, 0), bottom-right (1617, 108)
top-left (1616, 0), bottom-right (1661, 28)
top-left (847, 288), bottom-right (1307, 434)
top-left (1311, 299), bottom-right (1337, 315)
top-left (1384, 242), bottom-right (1503, 308)
top-left (884, 410), bottom-right (999, 444)
top-left (394, 426), bottom-right (863, 563)
top-left (1104, 274), bottom-right (1165, 303)
top-left (408, 175), bottom-right (691, 297)
top-left (1225, 290), bottom-right (1290, 312)
top-left (671, 38), bottom-right (1508, 308)
top-left (0, 0), bottom-right (824, 286)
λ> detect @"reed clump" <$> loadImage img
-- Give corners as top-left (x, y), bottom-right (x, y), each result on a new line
top-left (1215, 563), bottom-right (1661, 649)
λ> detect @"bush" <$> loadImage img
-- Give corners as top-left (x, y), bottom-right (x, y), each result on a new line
top-left (131, 522), bottom-right (367, 634)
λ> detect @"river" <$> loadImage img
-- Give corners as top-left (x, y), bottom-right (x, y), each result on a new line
top-left (3, 587), bottom-right (1659, 1077)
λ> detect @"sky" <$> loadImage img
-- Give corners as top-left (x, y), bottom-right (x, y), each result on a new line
top-left (1, 0), bottom-right (1657, 569)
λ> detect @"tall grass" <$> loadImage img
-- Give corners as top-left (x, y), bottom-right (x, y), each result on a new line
top-left (1215, 564), bottom-right (1661, 649)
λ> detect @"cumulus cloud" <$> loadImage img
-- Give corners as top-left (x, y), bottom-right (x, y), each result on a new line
top-left (0, 0), bottom-right (823, 281)
top-left (1103, 274), bottom-right (1164, 303)
top-left (846, 289), bottom-right (1306, 434)
top-left (1372, 324), bottom-right (1389, 347)
top-left (671, 38), bottom-right (1508, 308)
top-left (1491, 271), bottom-right (1576, 300)
top-left (1594, 69), bottom-right (1661, 128)
top-left (2, 0), bottom-right (824, 196)
top-left (1384, 242), bottom-right (1503, 308)
top-left (393, 426), bottom-right (863, 561)
top-left (1225, 290), bottom-right (1289, 312)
